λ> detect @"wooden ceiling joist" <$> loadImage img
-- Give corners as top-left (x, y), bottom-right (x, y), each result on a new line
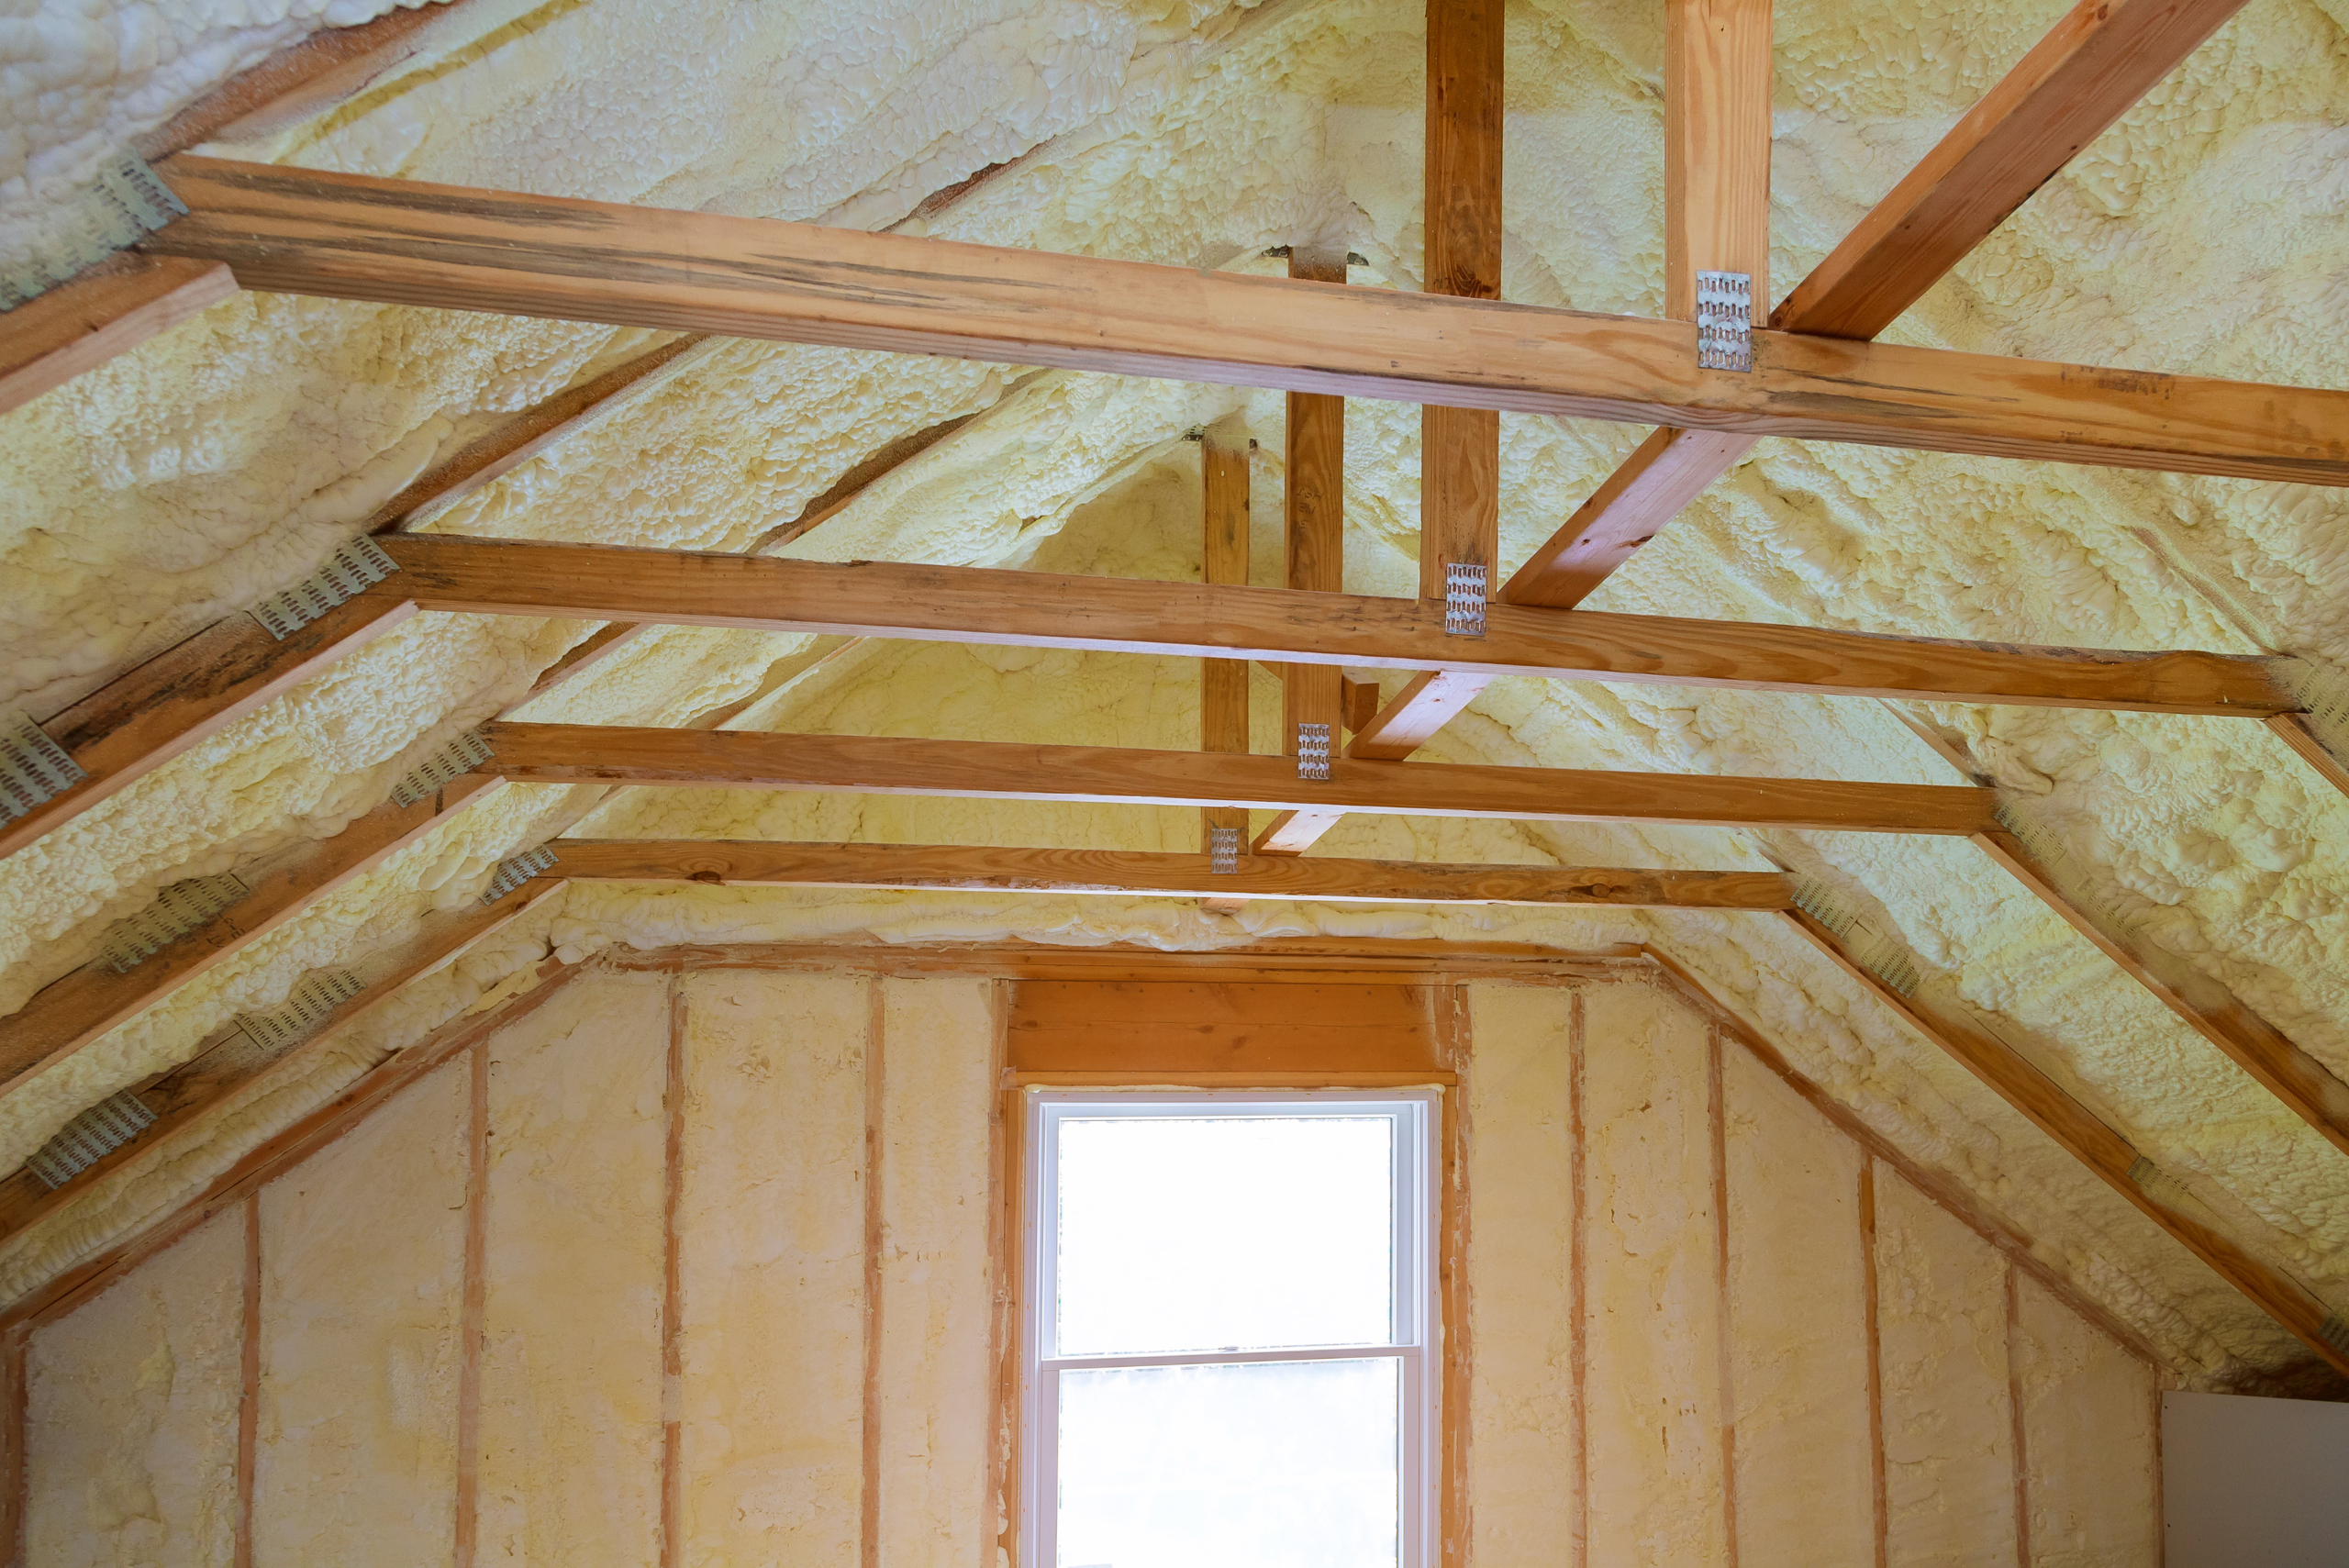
top-left (472, 722), bottom-right (1997, 836)
top-left (134, 156), bottom-right (2349, 485)
top-left (544, 838), bottom-right (1793, 910)
top-left (1326, 0), bottom-right (2263, 844)
top-left (373, 537), bottom-right (2297, 714)
top-left (1786, 906), bottom-right (2349, 1378)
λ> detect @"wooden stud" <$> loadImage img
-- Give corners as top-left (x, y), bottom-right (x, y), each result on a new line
top-left (1860, 1160), bottom-right (1888, 1568)
top-left (1434, 984), bottom-right (1474, 1568)
top-left (1568, 990), bottom-right (1588, 1568)
top-left (236, 1193), bottom-right (261, 1568)
top-left (1710, 1029), bottom-right (1742, 1568)
top-left (548, 838), bottom-right (1796, 911)
top-left (660, 976), bottom-right (686, 1568)
top-left (1664, 0), bottom-right (1773, 319)
top-left (2008, 1260), bottom-right (2032, 1568)
top-left (454, 1040), bottom-right (488, 1568)
top-left (1, 1324), bottom-right (23, 1568)
top-left (484, 723), bottom-right (2000, 836)
top-left (148, 156), bottom-right (2349, 486)
top-left (860, 978), bottom-right (885, 1568)
top-left (983, 982), bottom-right (1016, 1568)
top-left (1271, 247), bottom-right (1349, 856)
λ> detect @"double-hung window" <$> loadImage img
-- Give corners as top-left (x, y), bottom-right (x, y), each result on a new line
top-left (1020, 1089), bottom-right (1439, 1567)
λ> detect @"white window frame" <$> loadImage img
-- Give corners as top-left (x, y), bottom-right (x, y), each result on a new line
top-left (1019, 1087), bottom-right (1442, 1568)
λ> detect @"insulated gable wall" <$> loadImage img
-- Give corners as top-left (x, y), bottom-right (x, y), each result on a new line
top-left (10, 957), bottom-right (2160, 1565)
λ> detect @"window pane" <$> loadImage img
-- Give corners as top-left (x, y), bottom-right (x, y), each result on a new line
top-left (1054, 1114), bottom-right (1395, 1356)
top-left (1056, 1357), bottom-right (1400, 1568)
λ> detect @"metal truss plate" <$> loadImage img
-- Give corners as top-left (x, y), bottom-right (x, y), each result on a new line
top-left (99, 872), bottom-right (249, 973)
top-left (27, 1090), bottom-right (158, 1189)
top-left (1, 150), bottom-right (187, 310)
top-left (1208, 828), bottom-right (1241, 874)
top-left (1696, 271), bottom-right (1753, 373)
top-left (483, 844), bottom-right (557, 903)
top-left (1295, 722), bottom-right (1332, 783)
top-left (1443, 562), bottom-right (1487, 638)
top-left (392, 730), bottom-right (495, 807)
top-left (0, 712), bottom-right (85, 826)
top-left (251, 536), bottom-right (400, 640)
top-left (238, 968), bottom-right (366, 1053)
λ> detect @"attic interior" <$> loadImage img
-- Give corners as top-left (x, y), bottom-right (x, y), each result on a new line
top-left (0, 0), bottom-right (2346, 1562)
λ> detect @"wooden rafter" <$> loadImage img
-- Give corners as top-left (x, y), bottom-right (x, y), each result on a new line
top-left (543, 839), bottom-right (1792, 909)
top-left (0, 1), bottom-right (489, 416)
top-left (1326, 0), bottom-right (2259, 844)
top-left (471, 722), bottom-right (1997, 835)
top-left (1784, 907), bottom-right (2349, 1378)
top-left (136, 157), bottom-right (2349, 484)
top-left (0, 876), bottom-right (558, 1243)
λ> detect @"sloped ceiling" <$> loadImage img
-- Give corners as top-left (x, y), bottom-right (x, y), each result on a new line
top-left (1, 0), bottom-right (2345, 1388)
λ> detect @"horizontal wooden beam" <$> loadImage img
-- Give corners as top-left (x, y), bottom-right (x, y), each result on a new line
top-left (374, 535), bottom-right (2296, 716)
top-left (546, 838), bottom-right (1792, 909)
top-left (0, 594), bottom-right (413, 862)
top-left (475, 722), bottom-right (1996, 835)
top-left (142, 157), bottom-right (2349, 486)
top-left (1783, 906), bottom-right (2349, 1378)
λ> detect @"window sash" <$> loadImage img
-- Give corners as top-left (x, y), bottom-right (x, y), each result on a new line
top-left (1020, 1087), bottom-right (1441, 1568)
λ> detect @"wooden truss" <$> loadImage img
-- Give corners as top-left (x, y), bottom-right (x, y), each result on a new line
top-left (2, 0), bottom-right (2345, 1383)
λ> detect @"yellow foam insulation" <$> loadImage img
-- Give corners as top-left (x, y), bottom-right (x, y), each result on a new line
top-left (481, 972), bottom-right (666, 1564)
top-left (1580, 979), bottom-right (1731, 1562)
top-left (254, 1051), bottom-right (467, 1567)
top-left (2014, 1273), bottom-right (2161, 1566)
top-left (0, 0), bottom-right (2343, 1407)
top-left (1875, 1166), bottom-right (2019, 1563)
top-left (874, 976), bottom-right (999, 1562)
top-left (678, 968), bottom-right (868, 1561)
top-left (1461, 984), bottom-right (1577, 1557)
top-left (24, 1206), bottom-right (243, 1567)
top-left (1722, 1043), bottom-right (1876, 1567)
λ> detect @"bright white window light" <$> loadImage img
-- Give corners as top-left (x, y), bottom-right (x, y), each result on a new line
top-left (1023, 1090), bottom-right (1439, 1568)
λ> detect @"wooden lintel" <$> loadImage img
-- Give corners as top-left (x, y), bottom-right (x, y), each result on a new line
top-left (142, 157), bottom-right (2349, 485)
top-left (375, 536), bottom-right (2299, 716)
top-left (546, 838), bottom-right (1793, 909)
top-left (1780, 906), bottom-right (2349, 1377)
top-left (476, 721), bottom-right (1997, 836)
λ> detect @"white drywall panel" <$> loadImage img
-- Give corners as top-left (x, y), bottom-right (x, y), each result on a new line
top-left (2163, 1389), bottom-right (2349, 1568)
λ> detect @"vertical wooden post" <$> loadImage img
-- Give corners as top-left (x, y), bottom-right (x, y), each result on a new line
top-left (1433, 984), bottom-right (1474, 1568)
top-left (1709, 1030), bottom-right (1741, 1568)
top-left (860, 978), bottom-right (886, 1568)
top-left (1664, 0), bottom-right (1772, 318)
top-left (1421, 0), bottom-right (1504, 601)
top-left (1, 1322), bottom-right (25, 1568)
top-left (1860, 1160), bottom-right (1888, 1568)
top-left (1200, 420), bottom-right (1252, 857)
top-left (1283, 245), bottom-right (1347, 758)
top-left (661, 976), bottom-right (687, 1568)
top-left (236, 1193), bottom-right (262, 1568)
top-left (2008, 1261), bottom-right (2032, 1566)
top-left (455, 1040), bottom-right (488, 1568)
top-left (1568, 990), bottom-right (1588, 1568)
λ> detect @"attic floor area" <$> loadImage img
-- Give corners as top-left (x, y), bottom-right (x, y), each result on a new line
top-left (0, 0), bottom-right (2345, 1562)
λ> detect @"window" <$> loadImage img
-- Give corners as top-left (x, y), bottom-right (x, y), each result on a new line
top-left (1020, 1089), bottom-right (1440, 1568)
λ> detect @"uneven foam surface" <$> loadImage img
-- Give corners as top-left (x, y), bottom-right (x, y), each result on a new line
top-left (2, 0), bottom-right (2345, 1391)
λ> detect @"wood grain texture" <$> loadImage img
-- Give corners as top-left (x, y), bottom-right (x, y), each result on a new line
top-left (1421, 0), bottom-right (1504, 602)
top-left (379, 535), bottom-right (2297, 714)
top-left (0, 880), bottom-right (559, 1241)
top-left (545, 838), bottom-right (1797, 909)
top-left (1497, 427), bottom-right (1763, 610)
top-left (1283, 253), bottom-right (1347, 780)
top-left (2267, 712), bottom-right (2349, 801)
top-left (482, 722), bottom-right (1998, 835)
top-left (1201, 427), bottom-right (1252, 851)
top-left (0, 593), bottom-right (415, 862)
top-left (1771, 0), bottom-right (2254, 339)
top-left (1973, 827), bottom-right (2349, 1159)
top-left (1007, 979), bottom-right (1436, 1073)
top-left (0, 776), bottom-right (503, 1096)
top-left (1778, 908), bottom-right (2349, 1377)
top-left (1664, 0), bottom-right (1772, 316)
top-left (147, 157), bottom-right (2349, 484)
top-left (0, 255), bottom-right (236, 417)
